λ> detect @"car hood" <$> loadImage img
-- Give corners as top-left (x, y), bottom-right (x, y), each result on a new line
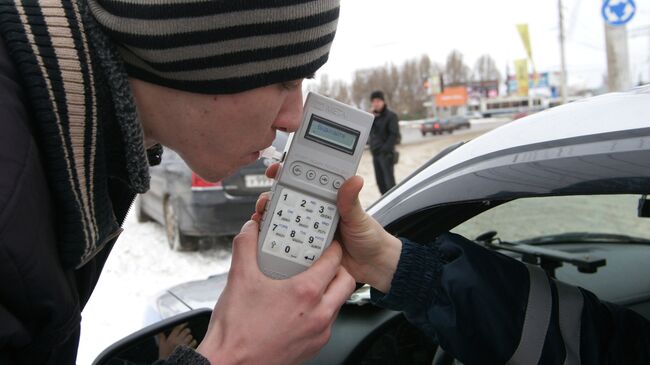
top-left (369, 86), bottom-right (650, 227)
top-left (157, 274), bottom-right (374, 315)
top-left (156, 273), bottom-right (228, 316)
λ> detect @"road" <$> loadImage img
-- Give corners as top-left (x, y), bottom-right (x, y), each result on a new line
top-left (398, 118), bottom-right (510, 146)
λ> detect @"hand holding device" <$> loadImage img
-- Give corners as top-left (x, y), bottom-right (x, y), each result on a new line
top-left (257, 93), bottom-right (373, 279)
top-left (197, 220), bottom-right (356, 365)
top-left (255, 171), bottom-right (402, 293)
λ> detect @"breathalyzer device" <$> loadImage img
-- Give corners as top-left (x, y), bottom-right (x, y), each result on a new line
top-left (257, 93), bottom-right (373, 279)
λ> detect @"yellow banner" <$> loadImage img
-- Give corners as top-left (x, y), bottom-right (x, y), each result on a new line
top-left (516, 24), bottom-right (533, 60)
top-left (514, 59), bottom-right (529, 96)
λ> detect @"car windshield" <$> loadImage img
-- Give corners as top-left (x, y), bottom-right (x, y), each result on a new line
top-left (451, 194), bottom-right (650, 243)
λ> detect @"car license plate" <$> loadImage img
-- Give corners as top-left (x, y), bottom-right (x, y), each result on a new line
top-left (245, 174), bottom-right (273, 188)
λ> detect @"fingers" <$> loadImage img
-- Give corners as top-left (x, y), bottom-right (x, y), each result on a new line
top-left (180, 328), bottom-right (194, 343)
top-left (170, 323), bottom-right (187, 337)
top-left (265, 163), bottom-right (281, 179)
top-left (252, 192), bottom-right (270, 222)
top-left (337, 176), bottom-right (366, 224)
top-left (295, 241), bottom-right (343, 290)
top-left (254, 192), bottom-right (270, 217)
top-left (255, 192), bottom-right (269, 213)
top-left (322, 266), bottom-right (356, 317)
top-left (231, 220), bottom-right (260, 270)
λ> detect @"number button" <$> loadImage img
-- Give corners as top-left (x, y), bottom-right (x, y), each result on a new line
top-left (283, 243), bottom-right (300, 259)
top-left (268, 240), bottom-right (282, 253)
top-left (302, 249), bottom-right (318, 264)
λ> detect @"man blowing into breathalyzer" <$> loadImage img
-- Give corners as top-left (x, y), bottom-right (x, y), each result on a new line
top-left (0, 1), bottom-right (355, 364)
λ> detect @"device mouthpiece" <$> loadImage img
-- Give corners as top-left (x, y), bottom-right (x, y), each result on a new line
top-left (259, 146), bottom-right (282, 161)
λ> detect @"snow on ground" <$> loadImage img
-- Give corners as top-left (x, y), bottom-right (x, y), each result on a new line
top-left (77, 125), bottom-right (496, 364)
top-left (77, 215), bottom-right (233, 365)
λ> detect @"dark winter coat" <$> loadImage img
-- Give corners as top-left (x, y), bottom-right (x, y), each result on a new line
top-left (369, 105), bottom-right (400, 156)
top-left (0, 33), bottom-right (136, 364)
top-left (0, 2), bottom-right (206, 363)
top-left (372, 234), bottom-right (650, 364)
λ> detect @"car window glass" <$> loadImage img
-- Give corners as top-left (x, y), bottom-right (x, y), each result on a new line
top-left (451, 194), bottom-right (650, 242)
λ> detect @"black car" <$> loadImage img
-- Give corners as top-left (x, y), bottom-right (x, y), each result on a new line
top-left (420, 118), bottom-right (453, 136)
top-left (136, 133), bottom-right (288, 251)
top-left (446, 115), bottom-right (470, 130)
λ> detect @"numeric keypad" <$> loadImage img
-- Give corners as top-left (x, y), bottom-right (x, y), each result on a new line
top-left (262, 187), bottom-right (336, 265)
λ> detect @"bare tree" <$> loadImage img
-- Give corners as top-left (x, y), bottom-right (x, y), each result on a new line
top-left (473, 54), bottom-right (501, 83)
top-left (330, 80), bottom-right (351, 104)
top-left (444, 50), bottom-right (470, 86)
top-left (315, 74), bottom-right (331, 96)
top-left (312, 54), bottom-right (443, 119)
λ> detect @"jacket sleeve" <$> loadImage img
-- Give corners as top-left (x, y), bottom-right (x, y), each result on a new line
top-left (370, 233), bottom-right (650, 365)
top-left (380, 112), bottom-right (400, 153)
top-left (156, 345), bottom-right (210, 365)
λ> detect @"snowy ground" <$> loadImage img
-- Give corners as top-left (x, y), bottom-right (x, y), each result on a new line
top-left (77, 123), bottom-right (499, 364)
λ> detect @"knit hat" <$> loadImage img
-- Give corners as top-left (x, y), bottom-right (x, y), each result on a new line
top-left (370, 90), bottom-right (385, 101)
top-left (88, 0), bottom-right (340, 94)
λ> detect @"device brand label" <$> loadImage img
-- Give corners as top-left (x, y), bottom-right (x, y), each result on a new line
top-left (312, 100), bottom-right (346, 118)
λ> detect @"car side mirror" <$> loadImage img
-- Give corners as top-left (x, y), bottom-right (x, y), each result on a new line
top-left (92, 309), bottom-right (212, 365)
top-left (639, 195), bottom-right (650, 218)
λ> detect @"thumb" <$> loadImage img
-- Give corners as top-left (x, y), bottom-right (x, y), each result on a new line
top-left (337, 176), bottom-right (367, 224)
top-left (231, 220), bottom-right (260, 267)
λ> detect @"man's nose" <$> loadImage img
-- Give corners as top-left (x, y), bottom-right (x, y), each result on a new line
top-left (273, 88), bottom-right (303, 133)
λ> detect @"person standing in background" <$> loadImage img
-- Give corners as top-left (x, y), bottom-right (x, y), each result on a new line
top-left (369, 91), bottom-right (400, 194)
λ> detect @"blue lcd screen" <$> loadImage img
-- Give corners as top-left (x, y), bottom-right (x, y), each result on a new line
top-left (305, 114), bottom-right (360, 155)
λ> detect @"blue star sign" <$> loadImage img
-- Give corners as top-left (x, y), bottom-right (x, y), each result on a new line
top-left (602, 0), bottom-right (636, 26)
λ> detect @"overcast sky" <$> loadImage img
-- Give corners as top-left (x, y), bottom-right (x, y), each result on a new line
top-left (309, 0), bottom-right (650, 90)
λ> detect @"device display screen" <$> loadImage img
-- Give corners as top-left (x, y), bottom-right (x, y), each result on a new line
top-left (305, 114), bottom-right (360, 155)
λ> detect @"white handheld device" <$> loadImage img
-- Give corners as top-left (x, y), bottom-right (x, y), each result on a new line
top-left (257, 93), bottom-right (373, 279)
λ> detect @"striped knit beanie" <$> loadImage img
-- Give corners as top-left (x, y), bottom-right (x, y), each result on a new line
top-left (88, 0), bottom-right (340, 94)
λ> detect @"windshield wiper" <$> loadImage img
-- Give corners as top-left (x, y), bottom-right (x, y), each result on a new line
top-left (518, 232), bottom-right (650, 245)
top-left (474, 230), bottom-right (607, 277)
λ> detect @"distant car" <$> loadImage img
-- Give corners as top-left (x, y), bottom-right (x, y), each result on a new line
top-left (136, 133), bottom-right (288, 251)
top-left (447, 115), bottom-right (470, 130)
top-left (420, 118), bottom-right (453, 136)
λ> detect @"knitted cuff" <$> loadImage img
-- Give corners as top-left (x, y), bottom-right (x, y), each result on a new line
top-left (165, 345), bottom-right (211, 365)
top-left (371, 237), bottom-right (445, 315)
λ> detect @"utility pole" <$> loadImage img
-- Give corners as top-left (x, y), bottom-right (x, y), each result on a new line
top-left (629, 26), bottom-right (650, 85)
top-left (558, 0), bottom-right (568, 104)
top-left (604, 23), bottom-right (631, 91)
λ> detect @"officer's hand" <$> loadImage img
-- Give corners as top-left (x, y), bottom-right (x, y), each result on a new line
top-left (157, 323), bottom-right (197, 359)
top-left (254, 164), bottom-right (401, 293)
top-left (332, 176), bottom-right (402, 293)
top-left (197, 220), bottom-right (355, 365)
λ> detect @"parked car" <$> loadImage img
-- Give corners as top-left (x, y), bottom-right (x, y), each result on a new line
top-left (447, 115), bottom-right (470, 130)
top-left (136, 133), bottom-right (289, 251)
top-left (420, 118), bottom-right (453, 136)
top-left (96, 86), bottom-right (650, 365)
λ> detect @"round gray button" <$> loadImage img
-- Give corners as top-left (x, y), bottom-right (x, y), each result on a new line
top-left (291, 164), bottom-right (303, 176)
top-left (306, 170), bottom-right (316, 180)
top-left (319, 174), bottom-right (329, 185)
top-left (333, 179), bottom-right (342, 189)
